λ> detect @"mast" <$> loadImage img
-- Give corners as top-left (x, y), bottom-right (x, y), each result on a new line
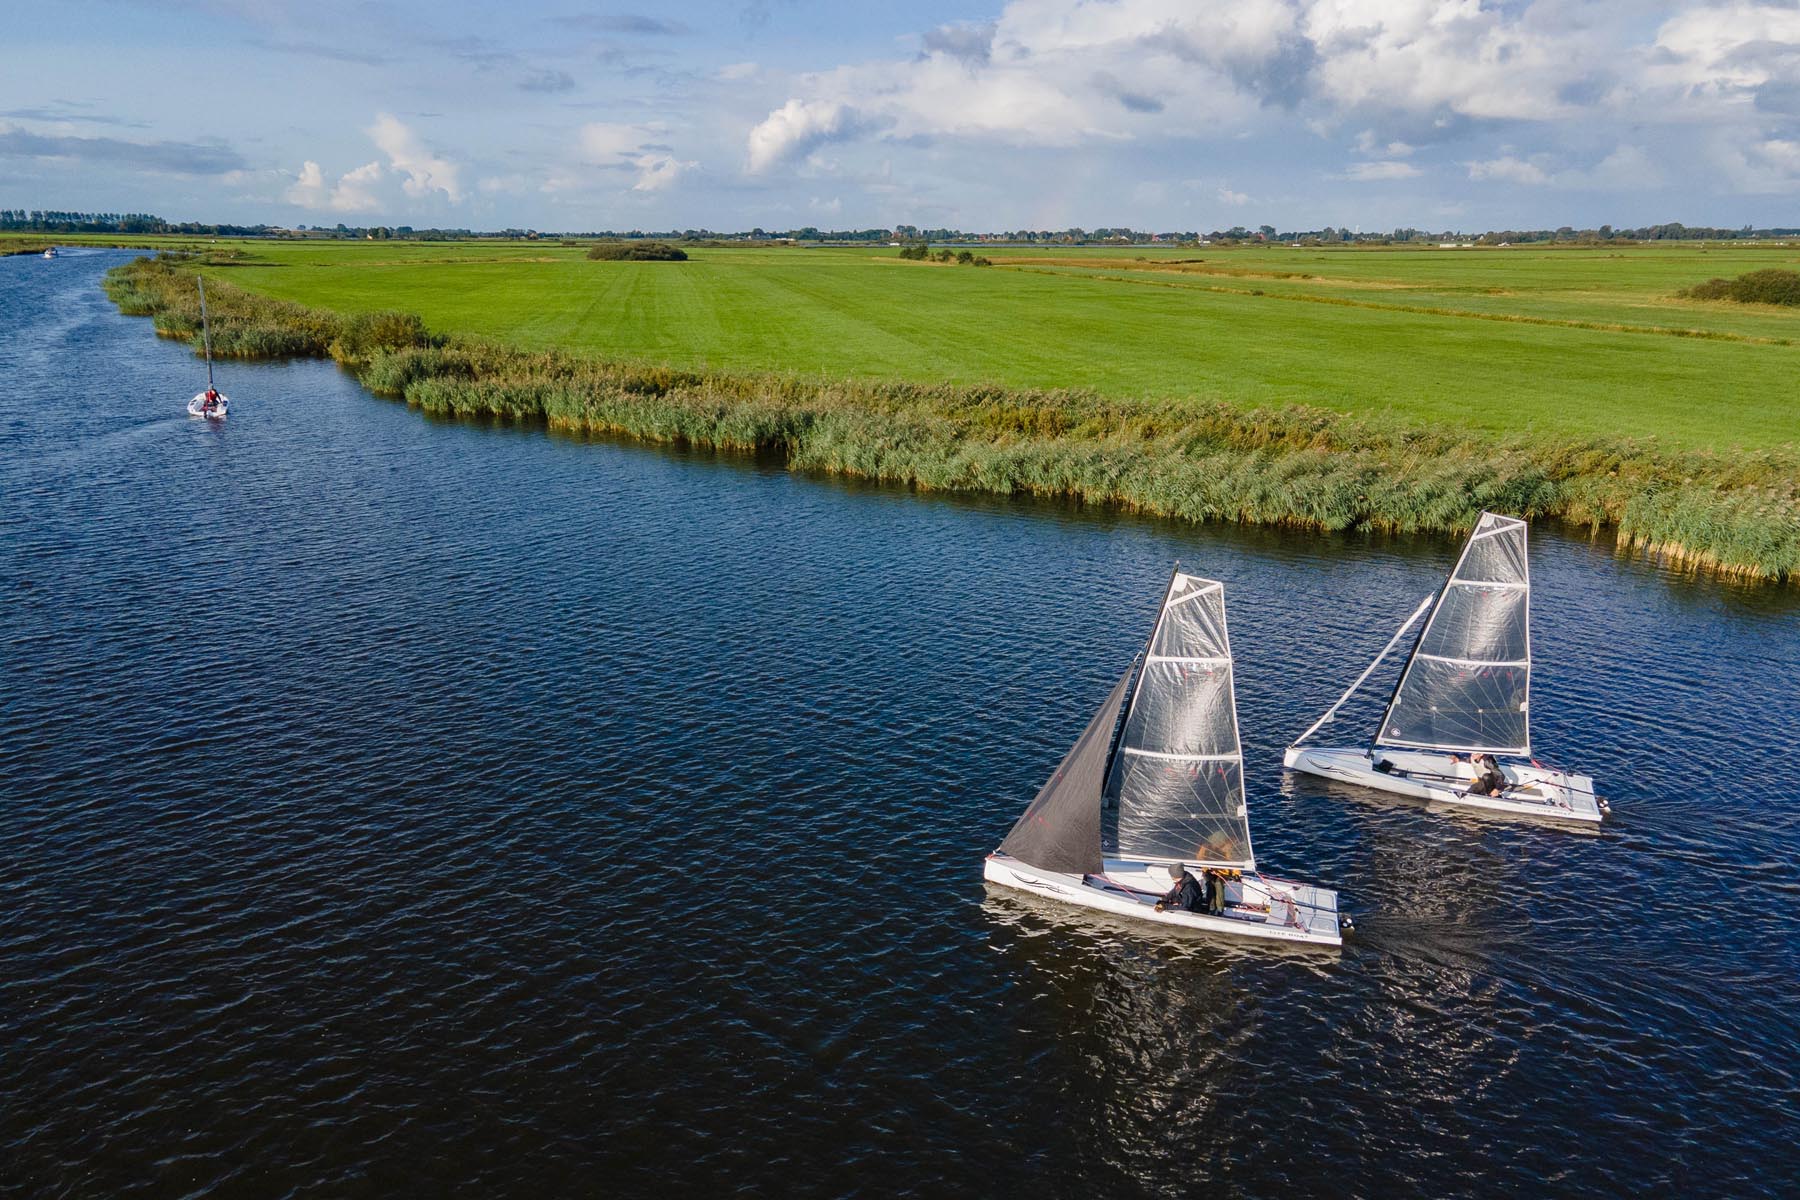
top-left (198, 277), bottom-right (214, 390)
top-left (1371, 565), bottom-right (1456, 756)
top-left (1291, 593), bottom-right (1433, 748)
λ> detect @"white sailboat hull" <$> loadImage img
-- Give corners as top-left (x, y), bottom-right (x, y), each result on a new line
top-left (188, 392), bottom-right (229, 419)
top-left (983, 853), bottom-right (1344, 946)
top-left (1284, 745), bottom-right (1604, 824)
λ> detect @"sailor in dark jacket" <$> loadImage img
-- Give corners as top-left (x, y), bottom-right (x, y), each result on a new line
top-left (1469, 753), bottom-right (1506, 797)
top-left (1154, 863), bottom-right (1204, 914)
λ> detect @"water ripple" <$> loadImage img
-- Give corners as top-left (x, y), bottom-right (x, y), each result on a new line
top-left (2, 251), bottom-right (1797, 1198)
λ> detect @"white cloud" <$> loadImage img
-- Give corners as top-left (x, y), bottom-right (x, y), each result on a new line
top-left (747, 99), bottom-right (862, 173)
top-left (632, 154), bottom-right (691, 191)
top-left (1467, 145), bottom-right (1665, 189)
top-left (1304, 0), bottom-right (1591, 121)
top-left (1217, 185), bottom-right (1250, 205)
top-left (285, 158), bottom-right (384, 212)
top-left (1339, 160), bottom-right (1422, 181)
top-left (1468, 155), bottom-right (1548, 184)
top-left (716, 61), bottom-right (759, 81)
top-left (368, 113), bottom-right (462, 203)
top-left (579, 122), bottom-right (697, 192)
top-left (1651, 4), bottom-right (1800, 93)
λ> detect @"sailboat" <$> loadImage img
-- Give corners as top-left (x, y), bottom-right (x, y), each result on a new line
top-left (1284, 512), bottom-right (1607, 824)
top-left (186, 278), bottom-right (229, 420)
top-left (984, 570), bottom-right (1349, 947)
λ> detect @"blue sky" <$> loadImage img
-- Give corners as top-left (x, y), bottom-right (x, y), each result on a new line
top-left (5, 0), bottom-right (1798, 231)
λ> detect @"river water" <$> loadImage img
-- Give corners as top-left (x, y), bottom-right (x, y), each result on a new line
top-left (3, 250), bottom-right (1797, 1198)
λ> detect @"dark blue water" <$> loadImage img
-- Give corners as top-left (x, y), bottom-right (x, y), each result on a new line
top-left (3, 250), bottom-right (1797, 1198)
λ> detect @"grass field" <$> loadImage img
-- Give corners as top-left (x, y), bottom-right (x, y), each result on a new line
top-left (139, 237), bottom-right (1800, 454)
top-left (101, 250), bottom-right (1800, 582)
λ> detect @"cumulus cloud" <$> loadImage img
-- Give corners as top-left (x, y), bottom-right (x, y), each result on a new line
top-left (741, 0), bottom-right (1795, 188)
top-left (579, 121), bottom-right (697, 191)
top-left (286, 159), bottom-right (384, 212)
top-left (368, 113), bottom-right (463, 203)
top-left (746, 99), bottom-right (865, 172)
top-left (1217, 185), bottom-right (1251, 205)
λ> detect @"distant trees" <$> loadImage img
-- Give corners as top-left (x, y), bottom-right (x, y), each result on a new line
top-left (586, 242), bottom-right (688, 261)
top-left (895, 243), bottom-right (989, 266)
top-left (0, 209), bottom-right (270, 235)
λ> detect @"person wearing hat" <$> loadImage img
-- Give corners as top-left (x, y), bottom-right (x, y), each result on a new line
top-left (1154, 863), bottom-right (1204, 914)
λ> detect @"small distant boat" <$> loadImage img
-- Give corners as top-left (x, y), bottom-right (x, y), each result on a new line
top-left (42, 247), bottom-right (56, 259)
top-left (1284, 512), bottom-right (1606, 824)
top-left (186, 278), bottom-right (229, 420)
top-left (985, 569), bottom-right (1349, 947)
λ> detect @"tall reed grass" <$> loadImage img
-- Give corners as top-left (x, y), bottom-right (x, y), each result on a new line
top-left (105, 255), bottom-right (1799, 583)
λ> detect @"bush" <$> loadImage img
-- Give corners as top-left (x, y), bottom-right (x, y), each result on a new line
top-left (897, 242), bottom-right (930, 260)
top-left (956, 250), bottom-right (974, 265)
top-left (586, 242), bottom-right (688, 261)
top-left (1679, 268), bottom-right (1800, 305)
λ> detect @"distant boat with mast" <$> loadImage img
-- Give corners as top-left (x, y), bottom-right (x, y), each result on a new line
top-left (1285, 512), bottom-right (1606, 823)
top-left (984, 569), bottom-right (1348, 947)
top-left (186, 277), bottom-right (229, 420)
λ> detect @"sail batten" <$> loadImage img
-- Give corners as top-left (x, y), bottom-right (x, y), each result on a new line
top-left (1105, 572), bottom-right (1255, 869)
top-left (1121, 748), bottom-right (1242, 762)
top-left (1376, 512), bottom-right (1532, 756)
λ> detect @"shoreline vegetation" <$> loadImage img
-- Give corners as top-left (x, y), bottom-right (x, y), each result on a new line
top-left (106, 253), bottom-right (1798, 584)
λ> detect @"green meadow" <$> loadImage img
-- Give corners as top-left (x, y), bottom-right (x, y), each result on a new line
top-left (170, 237), bottom-right (1800, 453)
top-left (97, 241), bottom-right (1800, 581)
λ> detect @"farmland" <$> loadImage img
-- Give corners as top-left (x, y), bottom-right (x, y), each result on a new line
top-left (93, 239), bottom-right (1800, 580)
top-left (165, 237), bottom-right (1800, 453)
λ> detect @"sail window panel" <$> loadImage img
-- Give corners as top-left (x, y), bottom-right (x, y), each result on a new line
top-left (1417, 584), bottom-right (1528, 663)
top-left (1150, 580), bottom-right (1229, 660)
top-left (1119, 660), bottom-right (1238, 758)
top-left (1458, 522), bottom-right (1529, 585)
top-left (1379, 658), bottom-right (1530, 753)
top-left (1113, 755), bottom-right (1253, 866)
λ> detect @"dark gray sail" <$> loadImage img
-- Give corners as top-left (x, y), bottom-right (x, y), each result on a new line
top-left (998, 666), bottom-right (1134, 875)
top-left (1104, 573), bottom-right (1255, 870)
top-left (1377, 512), bottom-right (1532, 755)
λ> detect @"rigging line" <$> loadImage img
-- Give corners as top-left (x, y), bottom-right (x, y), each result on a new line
top-left (1290, 593), bottom-right (1434, 747)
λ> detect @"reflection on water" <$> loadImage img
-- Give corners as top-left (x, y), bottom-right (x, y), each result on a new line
top-left (2, 250), bottom-right (1797, 1198)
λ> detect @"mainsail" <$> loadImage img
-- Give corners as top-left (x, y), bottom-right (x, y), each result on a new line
top-left (998, 667), bottom-right (1134, 875)
top-left (1104, 574), bottom-right (1255, 870)
top-left (1376, 512), bottom-right (1531, 755)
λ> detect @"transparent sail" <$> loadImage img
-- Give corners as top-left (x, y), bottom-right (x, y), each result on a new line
top-left (1105, 573), bottom-right (1255, 869)
top-left (1377, 512), bottom-right (1531, 755)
